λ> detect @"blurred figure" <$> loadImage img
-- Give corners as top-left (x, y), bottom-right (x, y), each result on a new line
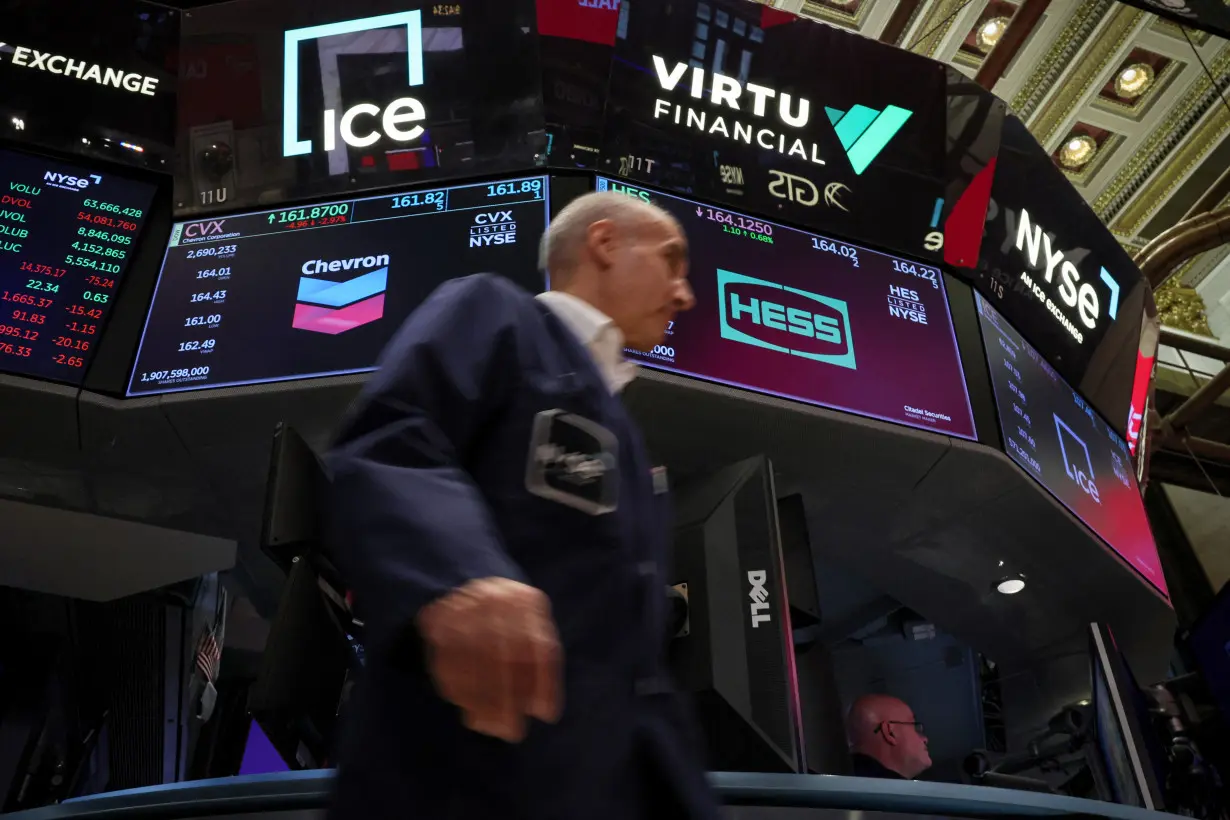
top-left (848, 694), bottom-right (932, 780)
top-left (326, 192), bottom-right (714, 820)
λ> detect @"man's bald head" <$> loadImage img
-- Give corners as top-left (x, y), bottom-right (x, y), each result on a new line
top-left (536, 191), bottom-right (693, 352)
top-left (848, 694), bottom-right (931, 779)
top-left (539, 191), bottom-right (678, 283)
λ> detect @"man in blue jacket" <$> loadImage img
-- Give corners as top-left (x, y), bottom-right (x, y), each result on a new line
top-left (326, 191), bottom-right (718, 819)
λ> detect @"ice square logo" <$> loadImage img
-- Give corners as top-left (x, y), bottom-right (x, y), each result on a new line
top-left (717, 269), bottom-right (855, 370)
top-left (1054, 415), bottom-right (1101, 504)
top-left (293, 255), bottom-right (389, 335)
top-left (282, 11), bottom-right (426, 157)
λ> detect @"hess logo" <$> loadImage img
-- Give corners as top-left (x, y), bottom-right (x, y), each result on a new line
top-left (747, 570), bottom-right (771, 628)
top-left (184, 219), bottom-right (227, 238)
top-left (282, 11), bottom-right (427, 157)
top-left (718, 269), bottom-right (856, 370)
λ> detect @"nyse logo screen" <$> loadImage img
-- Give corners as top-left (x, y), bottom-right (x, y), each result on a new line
top-left (592, 177), bottom-right (976, 440)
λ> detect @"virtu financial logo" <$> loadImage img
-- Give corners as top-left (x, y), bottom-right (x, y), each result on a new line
top-left (718, 269), bottom-right (856, 369)
top-left (825, 104), bottom-right (912, 175)
top-left (293, 254), bottom-right (390, 335)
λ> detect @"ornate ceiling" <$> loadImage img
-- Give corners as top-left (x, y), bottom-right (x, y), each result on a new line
top-left (753, 0), bottom-right (1230, 287)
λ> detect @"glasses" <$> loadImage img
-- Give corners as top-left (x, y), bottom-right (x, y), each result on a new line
top-left (875, 721), bottom-right (925, 736)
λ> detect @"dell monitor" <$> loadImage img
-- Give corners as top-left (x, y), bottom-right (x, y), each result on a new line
top-left (668, 456), bottom-right (805, 773)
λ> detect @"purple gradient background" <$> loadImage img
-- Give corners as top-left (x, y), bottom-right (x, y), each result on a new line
top-left (621, 183), bottom-right (977, 440)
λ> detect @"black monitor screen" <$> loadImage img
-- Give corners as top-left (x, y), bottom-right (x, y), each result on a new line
top-left (591, 178), bottom-right (977, 440)
top-left (128, 175), bottom-right (548, 395)
top-left (0, 147), bottom-right (156, 384)
top-left (1094, 649), bottom-right (1141, 806)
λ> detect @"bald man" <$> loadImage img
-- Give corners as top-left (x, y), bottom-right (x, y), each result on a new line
top-left (326, 192), bottom-right (717, 820)
top-left (847, 694), bottom-right (933, 780)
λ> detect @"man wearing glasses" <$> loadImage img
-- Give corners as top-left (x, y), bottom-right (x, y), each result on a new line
top-left (847, 695), bottom-right (932, 779)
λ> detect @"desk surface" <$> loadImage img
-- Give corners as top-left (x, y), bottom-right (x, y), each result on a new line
top-left (2, 770), bottom-right (1184, 820)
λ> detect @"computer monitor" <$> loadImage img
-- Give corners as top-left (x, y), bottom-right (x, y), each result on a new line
top-left (1089, 622), bottom-right (1165, 810)
top-left (668, 456), bottom-right (805, 773)
top-left (1186, 581), bottom-right (1230, 728)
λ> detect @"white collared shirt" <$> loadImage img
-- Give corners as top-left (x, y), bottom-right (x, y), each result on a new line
top-left (536, 291), bottom-right (637, 394)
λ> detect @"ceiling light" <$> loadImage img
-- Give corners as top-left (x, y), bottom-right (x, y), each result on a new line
top-left (996, 577), bottom-right (1026, 595)
top-left (1058, 134), bottom-right (1097, 169)
top-left (976, 17), bottom-right (1010, 52)
top-left (1115, 63), bottom-right (1155, 100)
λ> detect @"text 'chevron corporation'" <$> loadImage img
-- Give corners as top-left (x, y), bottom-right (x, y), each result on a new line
top-left (293, 254), bottom-right (390, 335)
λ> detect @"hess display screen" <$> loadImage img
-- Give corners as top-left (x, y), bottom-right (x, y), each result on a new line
top-left (594, 178), bottom-right (977, 440)
top-left (975, 293), bottom-right (1168, 599)
top-left (128, 176), bottom-right (548, 395)
top-left (0, 147), bottom-right (156, 384)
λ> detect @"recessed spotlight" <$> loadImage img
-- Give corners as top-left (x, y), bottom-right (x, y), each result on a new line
top-left (976, 17), bottom-right (1010, 52)
top-left (996, 577), bottom-right (1026, 595)
top-left (1115, 63), bottom-right (1154, 99)
top-left (1058, 134), bottom-right (1097, 170)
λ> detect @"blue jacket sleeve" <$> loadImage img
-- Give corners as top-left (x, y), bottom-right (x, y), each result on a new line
top-left (325, 274), bottom-right (528, 650)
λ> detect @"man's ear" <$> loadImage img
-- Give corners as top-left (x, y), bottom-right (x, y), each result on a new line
top-left (586, 219), bottom-right (618, 269)
top-left (881, 723), bottom-right (899, 746)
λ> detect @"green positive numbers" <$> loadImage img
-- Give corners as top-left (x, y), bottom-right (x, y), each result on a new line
top-left (268, 203), bottom-right (350, 224)
top-left (82, 199), bottom-right (144, 219)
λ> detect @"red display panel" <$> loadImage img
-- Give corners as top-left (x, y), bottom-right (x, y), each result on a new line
top-left (976, 293), bottom-right (1169, 600)
top-left (594, 178), bottom-right (978, 440)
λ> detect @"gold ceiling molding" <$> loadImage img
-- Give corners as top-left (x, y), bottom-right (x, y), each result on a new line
top-left (797, 0), bottom-right (873, 29)
top-left (1094, 44), bottom-right (1230, 221)
top-left (907, 0), bottom-right (969, 59)
top-left (1027, 5), bottom-right (1146, 147)
top-left (1090, 58), bottom-right (1184, 122)
top-left (1010, 0), bottom-right (1112, 120)
top-left (892, 0), bottom-right (930, 47)
top-left (1110, 104), bottom-right (1230, 238)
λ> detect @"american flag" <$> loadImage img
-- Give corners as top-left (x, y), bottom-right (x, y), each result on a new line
top-left (196, 629), bottom-right (221, 683)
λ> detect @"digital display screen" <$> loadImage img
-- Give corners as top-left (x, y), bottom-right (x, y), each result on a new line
top-left (176, 0), bottom-right (543, 215)
top-left (972, 115), bottom-right (1145, 436)
top-left (0, 147), bottom-right (156, 384)
top-left (597, 0), bottom-right (973, 265)
top-left (975, 293), bottom-right (1168, 599)
top-left (128, 175), bottom-right (548, 395)
top-left (594, 177), bottom-right (977, 440)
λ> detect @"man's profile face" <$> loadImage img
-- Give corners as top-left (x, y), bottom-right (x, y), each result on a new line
top-left (604, 214), bottom-right (693, 352)
top-left (892, 714), bottom-right (931, 776)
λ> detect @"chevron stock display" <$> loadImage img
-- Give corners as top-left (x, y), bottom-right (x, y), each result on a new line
top-left (127, 176), bottom-right (548, 395)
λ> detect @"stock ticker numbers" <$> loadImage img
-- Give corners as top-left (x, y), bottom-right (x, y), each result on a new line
top-left (129, 176), bottom-right (550, 395)
top-left (0, 148), bottom-right (155, 383)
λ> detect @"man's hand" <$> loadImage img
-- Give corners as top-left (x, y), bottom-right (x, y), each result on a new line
top-left (417, 577), bottom-right (563, 742)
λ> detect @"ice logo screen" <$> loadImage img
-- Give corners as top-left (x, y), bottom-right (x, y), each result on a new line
top-left (718, 269), bottom-right (856, 369)
top-left (293, 254), bottom-right (389, 335)
top-left (1054, 414), bottom-right (1101, 504)
top-left (282, 11), bottom-right (426, 157)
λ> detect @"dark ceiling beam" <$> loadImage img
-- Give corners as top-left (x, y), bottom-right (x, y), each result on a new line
top-left (975, 0), bottom-right (1051, 90)
top-left (1182, 164), bottom-right (1230, 222)
top-left (879, 0), bottom-right (924, 46)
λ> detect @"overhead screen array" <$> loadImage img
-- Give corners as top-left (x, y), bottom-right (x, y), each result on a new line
top-left (128, 176), bottom-right (548, 395)
top-left (975, 293), bottom-right (1167, 599)
top-left (0, 147), bottom-right (156, 384)
top-left (594, 178), bottom-right (977, 440)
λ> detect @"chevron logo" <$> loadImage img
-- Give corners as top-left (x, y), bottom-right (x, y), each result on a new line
top-left (292, 267), bottom-right (388, 335)
top-left (824, 104), bottom-right (913, 175)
